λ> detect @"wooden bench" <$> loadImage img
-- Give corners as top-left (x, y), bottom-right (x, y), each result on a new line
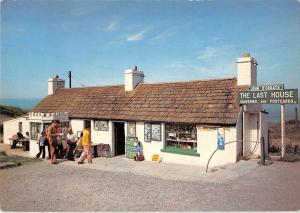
top-left (74, 144), bottom-right (111, 158)
top-left (9, 138), bottom-right (30, 151)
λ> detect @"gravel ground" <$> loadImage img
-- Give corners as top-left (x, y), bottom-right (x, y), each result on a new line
top-left (0, 160), bottom-right (300, 211)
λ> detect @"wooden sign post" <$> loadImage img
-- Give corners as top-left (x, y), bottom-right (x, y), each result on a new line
top-left (281, 104), bottom-right (285, 158)
top-left (238, 85), bottom-right (298, 160)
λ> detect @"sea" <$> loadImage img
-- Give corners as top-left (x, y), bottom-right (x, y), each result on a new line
top-left (0, 98), bottom-right (42, 111)
top-left (0, 98), bottom-right (299, 124)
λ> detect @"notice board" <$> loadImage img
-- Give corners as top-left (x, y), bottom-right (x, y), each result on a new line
top-left (126, 137), bottom-right (136, 159)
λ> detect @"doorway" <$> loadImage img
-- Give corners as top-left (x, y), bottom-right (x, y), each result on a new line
top-left (114, 122), bottom-right (125, 156)
top-left (243, 113), bottom-right (260, 156)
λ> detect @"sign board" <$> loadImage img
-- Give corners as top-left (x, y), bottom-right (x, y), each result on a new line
top-left (151, 124), bottom-right (161, 141)
top-left (127, 122), bottom-right (136, 137)
top-left (151, 154), bottom-right (160, 162)
top-left (249, 84), bottom-right (284, 91)
top-left (144, 123), bottom-right (151, 142)
top-left (239, 89), bottom-right (298, 104)
top-left (125, 137), bottom-right (136, 159)
top-left (217, 130), bottom-right (225, 150)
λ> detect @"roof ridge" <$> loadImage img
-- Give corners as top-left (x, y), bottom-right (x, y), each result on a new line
top-left (140, 77), bottom-right (237, 86)
top-left (59, 85), bottom-right (124, 90)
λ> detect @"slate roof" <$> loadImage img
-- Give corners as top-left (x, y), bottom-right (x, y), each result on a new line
top-left (32, 78), bottom-right (244, 125)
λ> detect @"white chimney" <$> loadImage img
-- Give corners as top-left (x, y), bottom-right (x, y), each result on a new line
top-left (124, 66), bottom-right (144, 91)
top-left (236, 53), bottom-right (258, 86)
top-left (48, 75), bottom-right (65, 95)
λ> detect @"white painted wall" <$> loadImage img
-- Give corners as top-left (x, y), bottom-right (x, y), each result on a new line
top-left (3, 117), bottom-right (30, 145)
top-left (134, 122), bottom-right (164, 161)
top-left (90, 120), bottom-right (113, 146)
top-left (70, 119), bottom-right (84, 136)
top-left (197, 126), bottom-right (238, 167)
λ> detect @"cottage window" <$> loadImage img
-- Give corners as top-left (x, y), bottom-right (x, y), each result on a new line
top-left (162, 124), bottom-right (199, 156)
top-left (94, 120), bottom-right (109, 131)
top-left (144, 123), bottom-right (161, 142)
top-left (60, 122), bottom-right (69, 137)
top-left (127, 122), bottom-right (136, 137)
top-left (18, 122), bottom-right (22, 133)
top-left (30, 122), bottom-right (42, 140)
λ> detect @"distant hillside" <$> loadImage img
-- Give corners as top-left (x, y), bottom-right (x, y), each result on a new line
top-left (0, 105), bottom-right (27, 136)
top-left (0, 105), bottom-right (26, 117)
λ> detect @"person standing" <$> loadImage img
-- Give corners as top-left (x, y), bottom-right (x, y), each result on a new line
top-left (36, 131), bottom-right (46, 159)
top-left (47, 120), bottom-right (60, 164)
top-left (66, 128), bottom-right (78, 161)
top-left (78, 125), bottom-right (92, 164)
top-left (44, 134), bottom-right (51, 160)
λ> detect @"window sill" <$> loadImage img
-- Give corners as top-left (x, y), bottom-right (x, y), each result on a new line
top-left (161, 147), bottom-right (200, 157)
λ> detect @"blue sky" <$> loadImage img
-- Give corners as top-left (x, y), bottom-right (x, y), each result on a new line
top-left (1, 0), bottom-right (300, 98)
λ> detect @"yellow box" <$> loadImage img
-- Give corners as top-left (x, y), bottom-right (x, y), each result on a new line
top-left (152, 154), bottom-right (160, 162)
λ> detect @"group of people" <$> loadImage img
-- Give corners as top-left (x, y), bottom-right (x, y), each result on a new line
top-left (11, 132), bottom-right (29, 149)
top-left (36, 120), bottom-right (93, 165)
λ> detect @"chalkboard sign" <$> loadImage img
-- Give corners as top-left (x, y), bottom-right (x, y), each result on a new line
top-left (126, 137), bottom-right (136, 159)
top-left (127, 122), bottom-right (136, 137)
top-left (151, 124), bottom-right (161, 141)
top-left (144, 123), bottom-right (151, 142)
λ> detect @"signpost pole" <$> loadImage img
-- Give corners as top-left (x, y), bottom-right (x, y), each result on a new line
top-left (281, 104), bottom-right (285, 158)
top-left (295, 107), bottom-right (298, 128)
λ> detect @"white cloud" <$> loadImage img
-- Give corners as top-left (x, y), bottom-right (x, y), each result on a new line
top-left (197, 45), bottom-right (235, 60)
top-left (197, 47), bottom-right (218, 60)
top-left (297, 0), bottom-right (300, 4)
top-left (106, 20), bottom-right (119, 32)
top-left (152, 31), bottom-right (173, 41)
top-left (127, 29), bottom-right (148, 42)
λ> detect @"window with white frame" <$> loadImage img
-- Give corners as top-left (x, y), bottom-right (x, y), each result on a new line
top-left (30, 122), bottom-right (42, 140)
top-left (144, 123), bottom-right (161, 142)
top-left (94, 120), bottom-right (109, 131)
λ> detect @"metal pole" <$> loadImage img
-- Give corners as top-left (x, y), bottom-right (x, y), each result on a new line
top-left (295, 107), bottom-right (298, 128)
top-left (260, 136), bottom-right (265, 165)
top-left (68, 71), bottom-right (72, 88)
top-left (281, 104), bottom-right (285, 158)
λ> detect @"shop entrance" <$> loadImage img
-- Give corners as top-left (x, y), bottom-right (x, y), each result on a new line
top-left (114, 122), bottom-right (125, 156)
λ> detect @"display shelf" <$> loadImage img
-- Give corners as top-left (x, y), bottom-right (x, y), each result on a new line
top-left (166, 139), bottom-right (197, 143)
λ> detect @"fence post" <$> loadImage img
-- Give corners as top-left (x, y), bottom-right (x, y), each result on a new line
top-left (260, 136), bottom-right (265, 165)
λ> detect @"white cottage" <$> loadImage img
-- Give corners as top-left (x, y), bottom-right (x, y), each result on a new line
top-left (3, 54), bottom-right (268, 167)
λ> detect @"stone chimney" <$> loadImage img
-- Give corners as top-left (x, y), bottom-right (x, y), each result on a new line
top-left (124, 66), bottom-right (144, 91)
top-left (236, 53), bottom-right (258, 86)
top-left (48, 75), bottom-right (65, 95)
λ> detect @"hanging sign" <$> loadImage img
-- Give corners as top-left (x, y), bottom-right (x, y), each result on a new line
top-left (249, 84), bottom-right (284, 91)
top-left (239, 89), bottom-right (298, 104)
top-left (217, 129), bottom-right (225, 150)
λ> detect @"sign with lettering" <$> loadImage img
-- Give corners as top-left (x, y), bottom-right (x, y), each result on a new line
top-left (249, 84), bottom-right (284, 91)
top-left (144, 123), bottom-right (151, 142)
top-left (239, 89), bottom-right (298, 104)
top-left (151, 124), bottom-right (161, 141)
top-left (127, 122), bottom-right (136, 137)
top-left (125, 137), bottom-right (136, 159)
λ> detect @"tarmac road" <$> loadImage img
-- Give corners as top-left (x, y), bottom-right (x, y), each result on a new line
top-left (0, 159), bottom-right (299, 211)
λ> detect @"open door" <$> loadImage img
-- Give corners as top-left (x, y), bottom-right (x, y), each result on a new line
top-left (114, 122), bottom-right (125, 156)
top-left (243, 112), bottom-right (260, 156)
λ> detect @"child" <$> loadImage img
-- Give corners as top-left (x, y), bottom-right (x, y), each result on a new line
top-left (36, 132), bottom-right (46, 159)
